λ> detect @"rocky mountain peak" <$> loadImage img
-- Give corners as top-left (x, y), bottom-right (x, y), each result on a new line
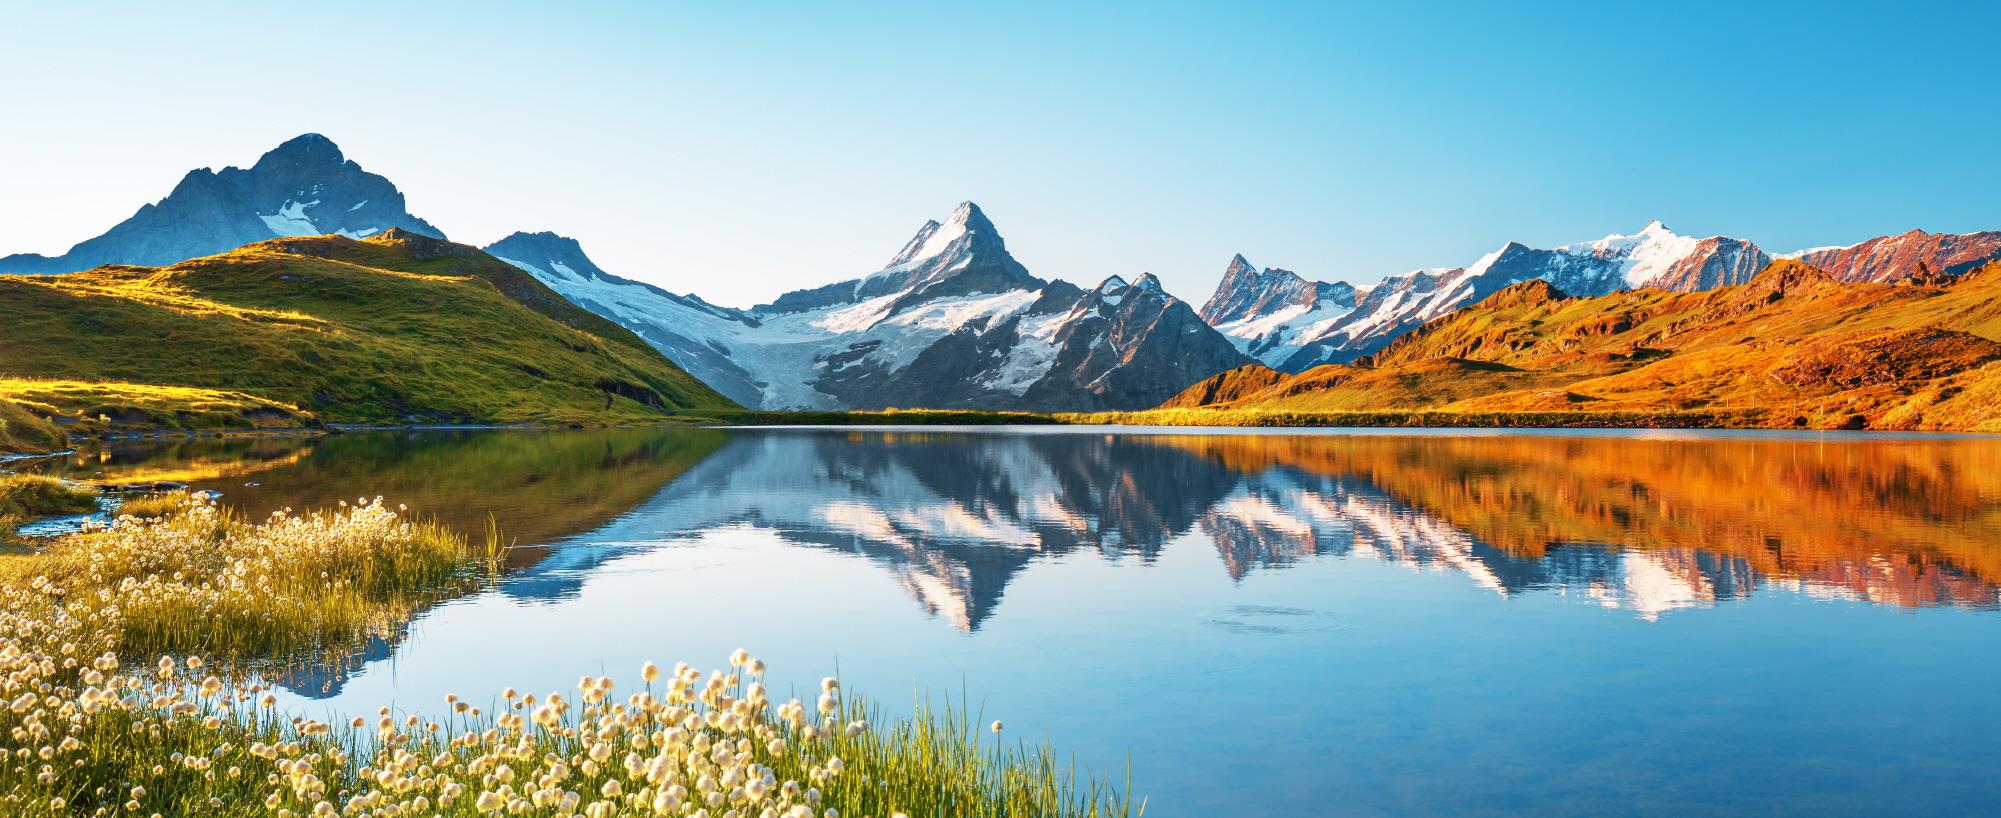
top-left (251, 133), bottom-right (347, 172)
top-left (0, 133), bottom-right (443, 275)
top-left (486, 231), bottom-right (609, 281)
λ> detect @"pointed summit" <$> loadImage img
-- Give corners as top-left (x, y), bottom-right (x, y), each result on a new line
top-left (1226, 254), bottom-right (1257, 277)
top-left (882, 201), bottom-right (1002, 271)
top-left (1132, 272), bottom-right (1165, 293)
top-left (947, 201), bottom-right (996, 234)
top-left (764, 201), bottom-right (1039, 314)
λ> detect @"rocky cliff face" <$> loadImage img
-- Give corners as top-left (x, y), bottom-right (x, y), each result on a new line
top-left (495, 203), bottom-right (1251, 411)
top-left (0, 134), bottom-right (442, 274)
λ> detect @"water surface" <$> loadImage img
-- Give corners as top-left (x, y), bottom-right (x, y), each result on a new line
top-left (22, 427), bottom-right (2001, 816)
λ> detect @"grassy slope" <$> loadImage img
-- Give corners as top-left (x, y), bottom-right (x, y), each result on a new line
top-left (1135, 260), bottom-right (2001, 431)
top-left (0, 231), bottom-right (734, 428)
top-left (0, 399), bottom-right (67, 454)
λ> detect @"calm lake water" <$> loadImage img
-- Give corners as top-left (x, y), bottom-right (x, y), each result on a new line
top-left (20, 426), bottom-right (2001, 816)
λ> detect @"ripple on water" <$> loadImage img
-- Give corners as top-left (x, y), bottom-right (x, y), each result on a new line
top-left (1202, 605), bottom-right (1343, 635)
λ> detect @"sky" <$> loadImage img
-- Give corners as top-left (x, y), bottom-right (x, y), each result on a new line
top-left (1, 0), bottom-right (1996, 309)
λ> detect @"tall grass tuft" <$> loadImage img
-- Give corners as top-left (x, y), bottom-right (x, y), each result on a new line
top-left (112, 490), bottom-right (193, 520)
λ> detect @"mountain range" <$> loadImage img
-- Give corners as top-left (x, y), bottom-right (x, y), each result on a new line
top-left (1202, 221), bottom-right (2001, 372)
top-left (5, 133), bottom-right (2001, 421)
top-left (1164, 257), bottom-right (2001, 431)
top-left (487, 202), bottom-right (1251, 410)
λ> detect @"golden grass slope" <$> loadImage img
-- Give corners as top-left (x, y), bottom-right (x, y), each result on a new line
top-left (0, 398), bottom-right (67, 454)
top-left (1153, 260), bottom-right (2001, 431)
top-left (0, 231), bottom-right (735, 428)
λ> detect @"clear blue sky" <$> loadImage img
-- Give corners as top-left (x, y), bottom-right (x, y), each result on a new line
top-left (2, 0), bottom-right (1994, 308)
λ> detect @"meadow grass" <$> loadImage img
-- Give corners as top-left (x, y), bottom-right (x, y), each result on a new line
top-left (0, 398), bottom-right (68, 455)
top-left (0, 498), bottom-right (1139, 817)
top-left (0, 236), bottom-right (736, 433)
top-left (0, 474), bottom-right (101, 539)
top-left (109, 492), bottom-right (189, 520)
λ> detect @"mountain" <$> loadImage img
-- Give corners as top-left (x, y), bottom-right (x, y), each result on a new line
top-left (1200, 256), bottom-right (1360, 368)
top-left (0, 134), bottom-right (442, 275)
top-left (1204, 222), bottom-right (1778, 371)
top-left (493, 202), bottom-right (1252, 411)
top-left (1780, 228), bottom-right (2001, 283)
top-left (484, 230), bottom-right (764, 407)
top-left (1202, 223), bottom-right (2001, 375)
top-left (0, 230), bottom-right (733, 429)
top-left (1159, 258), bottom-right (2001, 431)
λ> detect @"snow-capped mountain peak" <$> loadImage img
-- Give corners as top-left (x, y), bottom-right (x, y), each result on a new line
top-left (1204, 222), bottom-right (1785, 372)
top-left (882, 201), bottom-right (996, 270)
top-left (1559, 220), bottom-right (1705, 288)
top-left (497, 203), bottom-right (1248, 412)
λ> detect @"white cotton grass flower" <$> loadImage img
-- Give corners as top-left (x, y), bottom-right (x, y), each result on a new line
top-left (0, 495), bottom-right (1134, 818)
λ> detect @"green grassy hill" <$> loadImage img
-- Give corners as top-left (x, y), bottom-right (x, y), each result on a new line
top-left (0, 230), bottom-right (734, 433)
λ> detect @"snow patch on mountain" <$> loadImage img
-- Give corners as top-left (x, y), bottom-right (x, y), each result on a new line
top-left (257, 200), bottom-right (321, 236)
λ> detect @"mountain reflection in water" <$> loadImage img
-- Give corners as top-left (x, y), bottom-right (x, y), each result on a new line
top-left (546, 429), bottom-right (1998, 628)
top-left (29, 427), bottom-right (2000, 817)
top-left (31, 427), bottom-right (2001, 688)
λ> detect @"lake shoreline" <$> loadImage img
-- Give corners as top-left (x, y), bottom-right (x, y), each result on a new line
top-left (9, 403), bottom-right (1997, 460)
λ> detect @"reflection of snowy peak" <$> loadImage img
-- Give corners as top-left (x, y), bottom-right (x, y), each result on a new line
top-left (0, 134), bottom-right (443, 275)
top-left (515, 431), bottom-right (1796, 627)
top-left (496, 203), bottom-right (1250, 410)
top-left (1203, 222), bottom-right (1775, 371)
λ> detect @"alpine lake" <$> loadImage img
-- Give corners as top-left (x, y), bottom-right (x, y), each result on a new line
top-left (18, 426), bottom-right (2001, 817)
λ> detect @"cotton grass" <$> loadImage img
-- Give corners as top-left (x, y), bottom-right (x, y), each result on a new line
top-left (0, 497), bottom-right (1138, 816)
